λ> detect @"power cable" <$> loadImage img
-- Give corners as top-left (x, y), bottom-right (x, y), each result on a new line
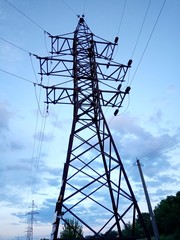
top-left (112, 0), bottom-right (126, 60)
top-left (0, 35), bottom-right (49, 117)
top-left (1, 57), bottom-right (48, 199)
top-left (0, 69), bottom-right (48, 200)
top-left (130, 0), bottom-right (167, 85)
top-left (62, 0), bottom-right (78, 17)
top-left (29, 53), bottom-right (50, 117)
top-left (83, 0), bottom-right (87, 15)
top-left (29, 54), bottom-right (38, 84)
top-left (1, 0), bottom-right (51, 203)
top-left (107, 94), bottom-right (130, 126)
top-left (131, 0), bottom-right (151, 59)
top-left (33, 84), bottom-right (49, 118)
top-left (0, 65), bottom-right (47, 119)
top-left (126, 138), bottom-right (180, 178)
top-left (3, 0), bottom-right (49, 33)
top-left (44, 31), bottom-right (51, 56)
top-left (0, 36), bottom-right (32, 55)
top-left (1, 37), bottom-right (50, 113)
top-left (108, 0), bottom-right (166, 125)
top-left (0, 68), bottom-right (35, 84)
top-left (29, 58), bottom-right (50, 197)
top-left (29, 57), bottom-right (52, 199)
top-left (117, 0), bottom-right (127, 36)
top-left (31, 111), bottom-right (47, 195)
top-left (27, 83), bottom-right (49, 202)
top-left (138, 138), bottom-right (180, 161)
top-left (27, 109), bottom-right (40, 201)
top-left (109, 0), bottom-right (151, 123)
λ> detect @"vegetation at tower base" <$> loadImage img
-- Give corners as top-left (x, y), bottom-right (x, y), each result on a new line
top-left (59, 216), bottom-right (152, 240)
top-left (60, 218), bottom-right (83, 240)
top-left (154, 191), bottom-right (180, 240)
top-left (121, 213), bottom-right (153, 238)
top-left (120, 191), bottom-right (180, 240)
top-left (39, 192), bottom-right (179, 240)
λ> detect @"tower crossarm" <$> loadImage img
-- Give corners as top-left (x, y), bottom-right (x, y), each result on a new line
top-left (50, 35), bottom-right (74, 56)
top-left (93, 37), bottom-right (118, 61)
top-left (49, 34), bottom-right (118, 61)
top-left (38, 56), bottom-right (131, 108)
top-left (42, 84), bottom-right (130, 108)
top-left (37, 57), bottom-right (74, 78)
top-left (37, 16), bottom-right (132, 110)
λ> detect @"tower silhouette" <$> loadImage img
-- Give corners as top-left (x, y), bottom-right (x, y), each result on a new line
top-left (37, 16), bottom-right (150, 240)
top-left (26, 200), bottom-right (38, 240)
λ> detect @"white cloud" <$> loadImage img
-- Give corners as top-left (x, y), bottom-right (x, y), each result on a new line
top-left (0, 102), bottom-right (13, 132)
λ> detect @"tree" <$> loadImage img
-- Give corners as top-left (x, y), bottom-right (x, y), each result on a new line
top-left (135, 212), bottom-right (153, 237)
top-left (154, 191), bottom-right (180, 239)
top-left (121, 221), bottom-right (134, 237)
top-left (103, 230), bottom-right (118, 239)
top-left (121, 213), bottom-right (153, 238)
top-left (60, 218), bottom-right (83, 240)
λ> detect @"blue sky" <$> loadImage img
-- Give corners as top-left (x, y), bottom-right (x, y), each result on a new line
top-left (0, 0), bottom-right (180, 239)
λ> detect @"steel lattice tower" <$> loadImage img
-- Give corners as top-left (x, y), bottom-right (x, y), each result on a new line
top-left (26, 200), bottom-right (38, 240)
top-left (37, 17), bottom-right (150, 240)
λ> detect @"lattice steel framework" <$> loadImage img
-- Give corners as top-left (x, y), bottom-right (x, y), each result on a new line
top-left (37, 17), bottom-right (150, 240)
top-left (26, 200), bottom-right (38, 240)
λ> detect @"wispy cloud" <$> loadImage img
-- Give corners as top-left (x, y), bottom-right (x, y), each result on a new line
top-left (0, 102), bottom-right (13, 132)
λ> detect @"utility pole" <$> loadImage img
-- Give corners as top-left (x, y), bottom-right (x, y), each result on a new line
top-left (136, 159), bottom-right (159, 240)
top-left (37, 16), bottom-right (151, 240)
top-left (26, 200), bottom-right (38, 240)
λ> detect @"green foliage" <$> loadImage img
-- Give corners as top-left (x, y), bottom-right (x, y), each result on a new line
top-left (135, 212), bottom-right (153, 237)
top-left (121, 221), bottom-right (133, 237)
top-left (154, 191), bottom-right (180, 238)
top-left (121, 213), bottom-right (153, 238)
top-left (104, 230), bottom-right (118, 239)
top-left (85, 231), bottom-right (118, 240)
top-left (60, 218), bottom-right (83, 240)
top-left (121, 192), bottom-right (180, 239)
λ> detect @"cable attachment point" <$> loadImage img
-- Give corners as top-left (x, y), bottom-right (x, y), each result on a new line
top-left (46, 104), bottom-right (49, 114)
top-left (114, 37), bottom-right (119, 44)
top-left (127, 59), bottom-right (133, 67)
top-left (117, 84), bottom-right (122, 91)
top-left (125, 86), bottom-right (131, 94)
top-left (114, 109), bottom-right (119, 116)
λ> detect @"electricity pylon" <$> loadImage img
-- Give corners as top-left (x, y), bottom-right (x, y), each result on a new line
top-left (37, 16), bottom-right (151, 240)
top-left (26, 200), bottom-right (38, 240)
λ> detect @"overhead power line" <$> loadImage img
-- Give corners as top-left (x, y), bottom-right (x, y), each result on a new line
top-left (82, 0), bottom-right (87, 15)
top-left (131, 0), bottom-right (152, 59)
top-left (138, 138), bottom-right (180, 161)
top-left (126, 138), bottom-right (180, 179)
top-left (3, 0), bottom-right (49, 33)
top-left (127, 139), bottom-right (180, 177)
top-left (107, 0), bottom-right (165, 124)
top-left (130, 0), bottom-right (167, 85)
top-left (0, 68), bottom-right (35, 84)
top-left (31, 113), bottom-right (48, 195)
top-left (62, 0), bottom-right (78, 16)
top-left (0, 36), bottom-right (32, 54)
top-left (117, 0), bottom-right (127, 36)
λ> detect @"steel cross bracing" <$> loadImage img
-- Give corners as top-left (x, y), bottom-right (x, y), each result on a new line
top-left (37, 17), bottom-right (151, 240)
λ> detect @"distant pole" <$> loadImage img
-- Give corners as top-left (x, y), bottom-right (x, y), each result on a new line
top-left (136, 159), bottom-right (159, 240)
